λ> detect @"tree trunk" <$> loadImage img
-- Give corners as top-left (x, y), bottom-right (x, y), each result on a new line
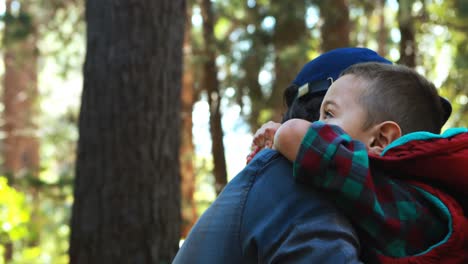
top-left (2, 0), bottom-right (39, 261)
top-left (269, 55), bottom-right (291, 122)
top-left (180, 4), bottom-right (198, 237)
top-left (268, 1), bottom-right (309, 125)
top-left (378, 0), bottom-right (388, 57)
top-left (69, 0), bottom-right (185, 262)
top-left (398, 0), bottom-right (416, 67)
top-left (200, 0), bottom-right (228, 195)
top-left (318, 0), bottom-right (350, 51)
top-left (244, 52), bottom-right (265, 132)
top-left (2, 1), bottom-right (39, 183)
top-left (242, 5), bottom-right (265, 131)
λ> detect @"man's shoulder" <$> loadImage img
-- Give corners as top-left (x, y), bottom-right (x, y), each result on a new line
top-left (240, 149), bottom-right (361, 263)
top-left (241, 148), bottom-right (346, 221)
top-left (244, 149), bottom-right (324, 203)
top-left (223, 149), bottom-right (290, 200)
top-left (248, 148), bottom-right (284, 165)
top-left (242, 149), bottom-right (291, 175)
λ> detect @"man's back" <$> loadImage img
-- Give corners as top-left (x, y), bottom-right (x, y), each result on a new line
top-left (173, 149), bottom-right (362, 264)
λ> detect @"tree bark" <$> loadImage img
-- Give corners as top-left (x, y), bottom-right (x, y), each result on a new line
top-left (69, 0), bottom-right (185, 262)
top-left (378, 0), bottom-right (388, 57)
top-left (2, 0), bottom-right (39, 261)
top-left (242, 4), bottom-right (267, 131)
top-left (2, 1), bottom-right (39, 183)
top-left (318, 0), bottom-right (350, 51)
top-left (200, 0), bottom-right (228, 195)
top-left (180, 4), bottom-right (198, 237)
top-left (245, 55), bottom-right (263, 131)
top-left (268, 1), bottom-right (309, 125)
top-left (398, 0), bottom-right (416, 67)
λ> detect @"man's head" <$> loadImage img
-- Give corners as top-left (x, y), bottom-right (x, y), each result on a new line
top-left (319, 62), bottom-right (446, 154)
top-left (282, 47), bottom-right (392, 122)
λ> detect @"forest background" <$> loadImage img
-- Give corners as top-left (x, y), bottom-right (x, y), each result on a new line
top-left (0, 0), bottom-right (467, 263)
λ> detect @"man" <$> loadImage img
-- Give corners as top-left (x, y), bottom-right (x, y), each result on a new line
top-left (173, 48), bottom-right (394, 263)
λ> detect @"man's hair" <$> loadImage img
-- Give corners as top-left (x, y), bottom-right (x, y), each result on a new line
top-left (281, 84), bottom-right (324, 123)
top-left (341, 62), bottom-right (445, 134)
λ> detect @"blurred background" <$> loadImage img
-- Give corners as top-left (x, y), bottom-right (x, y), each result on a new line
top-left (0, 0), bottom-right (467, 263)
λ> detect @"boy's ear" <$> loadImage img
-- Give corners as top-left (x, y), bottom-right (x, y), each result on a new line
top-left (368, 121), bottom-right (402, 155)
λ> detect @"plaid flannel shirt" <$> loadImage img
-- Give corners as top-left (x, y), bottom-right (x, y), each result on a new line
top-left (293, 121), bottom-right (447, 257)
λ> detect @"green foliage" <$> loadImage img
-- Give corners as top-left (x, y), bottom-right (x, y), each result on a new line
top-left (422, 0), bottom-right (468, 127)
top-left (0, 177), bottom-right (30, 244)
top-left (210, 0), bottom-right (315, 131)
top-left (1, 11), bottom-right (33, 44)
top-left (38, 1), bottom-right (85, 79)
top-left (214, 17), bottom-right (231, 40)
top-left (455, 0), bottom-right (468, 16)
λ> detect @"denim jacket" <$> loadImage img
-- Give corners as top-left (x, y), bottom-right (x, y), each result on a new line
top-left (173, 149), bottom-right (362, 264)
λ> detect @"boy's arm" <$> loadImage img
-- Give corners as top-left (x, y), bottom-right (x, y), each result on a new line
top-left (293, 121), bottom-right (447, 257)
top-left (247, 119), bottom-right (308, 164)
top-left (273, 119), bottom-right (311, 161)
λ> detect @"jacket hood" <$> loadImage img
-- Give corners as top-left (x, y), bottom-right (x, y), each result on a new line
top-left (370, 128), bottom-right (468, 213)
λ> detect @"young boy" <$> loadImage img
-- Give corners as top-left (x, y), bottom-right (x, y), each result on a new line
top-left (251, 62), bottom-right (468, 263)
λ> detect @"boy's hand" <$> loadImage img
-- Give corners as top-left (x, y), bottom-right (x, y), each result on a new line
top-left (246, 121), bottom-right (281, 164)
top-left (253, 121), bottom-right (280, 149)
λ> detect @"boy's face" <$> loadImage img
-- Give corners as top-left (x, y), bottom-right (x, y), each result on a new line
top-left (319, 74), bottom-right (374, 145)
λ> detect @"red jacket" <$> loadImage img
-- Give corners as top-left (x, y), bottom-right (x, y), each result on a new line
top-left (371, 129), bottom-right (468, 263)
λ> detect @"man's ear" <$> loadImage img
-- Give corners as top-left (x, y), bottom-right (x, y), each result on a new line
top-left (368, 121), bottom-right (402, 155)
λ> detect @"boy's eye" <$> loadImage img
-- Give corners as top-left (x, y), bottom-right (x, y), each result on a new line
top-left (323, 110), bottom-right (333, 119)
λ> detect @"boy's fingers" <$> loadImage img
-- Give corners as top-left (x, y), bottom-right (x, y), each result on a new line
top-left (246, 146), bottom-right (261, 164)
top-left (252, 121), bottom-right (281, 152)
top-left (253, 134), bottom-right (265, 148)
top-left (266, 129), bottom-right (275, 139)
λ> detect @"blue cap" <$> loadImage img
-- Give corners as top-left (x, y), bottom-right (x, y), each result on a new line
top-left (292, 47), bottom-right (452, 124)
top-left (293, 47), bottom-right (392, 88)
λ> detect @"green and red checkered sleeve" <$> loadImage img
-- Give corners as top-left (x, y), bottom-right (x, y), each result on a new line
top-left (293, 121), bottom-right (446, 257)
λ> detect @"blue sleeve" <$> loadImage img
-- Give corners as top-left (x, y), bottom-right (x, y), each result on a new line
top-left (240, 150), bottom-right (362, 264)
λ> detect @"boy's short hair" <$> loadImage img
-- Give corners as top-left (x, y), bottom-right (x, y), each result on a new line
top-left (341, 62), bottom-right (445, 134)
